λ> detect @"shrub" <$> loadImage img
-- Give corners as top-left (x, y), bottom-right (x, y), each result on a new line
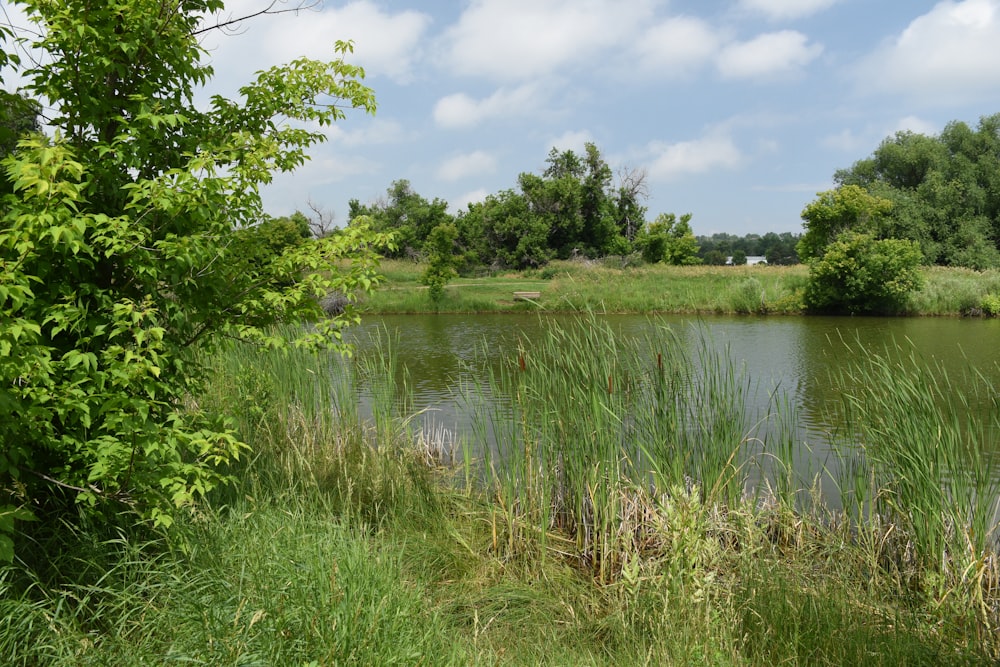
top-left (421, 223), bottom-right (459, 302)
top-left (0, 5), bottom-right (390, 560)
top-left (803, 231), bottom-right (923, 314)
top-left (982, 294), bottom-right (1000, 317)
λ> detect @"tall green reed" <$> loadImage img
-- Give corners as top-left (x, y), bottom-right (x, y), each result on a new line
top-left (834, 337), bottom-right (1000, 631)
top-left (467, 315), bottom-right (784, 581)
top-left (198, 325), bottom-right (442, 528)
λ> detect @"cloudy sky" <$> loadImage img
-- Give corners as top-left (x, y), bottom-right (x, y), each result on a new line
top-left (7, 0), bottom-right (1000, 235)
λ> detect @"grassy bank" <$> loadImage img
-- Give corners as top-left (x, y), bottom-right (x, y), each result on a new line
top-left (365, 258), bottom-right (1000, 316)
top-left (2, 320), bottom-right (998, 665)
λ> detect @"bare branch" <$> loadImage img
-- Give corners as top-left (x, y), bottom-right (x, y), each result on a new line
top-left (306, 198), bottom-right (337, 237)
top-left (617, 164), bottom-right (649, 199)
top-left (193, 0), bottom-right (322, 37)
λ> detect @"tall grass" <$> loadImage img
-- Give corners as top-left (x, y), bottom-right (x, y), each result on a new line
top-left (834, 338), bottom-right (1000, 634)
top-left (469, 315), bottom-right (782, 582)
top-left (4, 318), bottom-right (1000, 663)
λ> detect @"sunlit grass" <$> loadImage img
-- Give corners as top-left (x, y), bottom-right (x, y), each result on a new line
top-left (366, 258), bottom-right (1000, 317)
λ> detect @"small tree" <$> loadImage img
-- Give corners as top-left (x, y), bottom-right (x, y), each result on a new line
top-left (0, 0), bottom-right (392, 559)
top-left (638, 213), bottom-right (699, 265)
top-left (421, 222), bottom-right (458, 302)
top-left (803, 231), bottom-right (923, 314)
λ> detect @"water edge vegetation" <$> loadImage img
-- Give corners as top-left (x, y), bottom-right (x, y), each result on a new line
top-left (3, 317), bottom-right (999, 664)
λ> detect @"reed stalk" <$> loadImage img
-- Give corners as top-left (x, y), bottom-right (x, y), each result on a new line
top-left (834, 337), bottom-right (1000, 632)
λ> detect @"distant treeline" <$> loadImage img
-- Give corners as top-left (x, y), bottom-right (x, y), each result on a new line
top-left (695, 232), bottom-right (801, 265)
top-left (343, 142), bottom-right (800, 271)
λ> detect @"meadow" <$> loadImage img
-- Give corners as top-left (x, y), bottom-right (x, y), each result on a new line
top-left (3, 317), bottom-right (998, 665)
top-left (364, 258), bottom-right (1000, 316)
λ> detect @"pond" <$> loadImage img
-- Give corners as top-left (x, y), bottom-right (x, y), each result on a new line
top-left (347, 313), bottom-right (1000, 449)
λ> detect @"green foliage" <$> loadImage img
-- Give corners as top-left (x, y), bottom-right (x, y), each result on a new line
top-left (350, 179), bottom-right (452, 258)
top-left (228, 211), bottom-right (313, 283)
top-left (0, 91), bottom-right (40, 170)
top-left (981, 293), bottom-right (1000, 316)
top-left (421, 222), bottom-right (459, 302)
top-left (0, 0), bottom-right (391, 556)
top-left (448, 143), bottom-right (649, 269)
top-left (637, 212), bottom-right (700, 265)
top-left (832, 116), bottom-right (1000, 268)
top-left (797, 185), bottom-right (895, 261)
top-left (458, 188), bottom-right (553, 269)
top-left (731, 249), bottom-right (747, 266)
top-left (803, 231), bottom-right (923, 314)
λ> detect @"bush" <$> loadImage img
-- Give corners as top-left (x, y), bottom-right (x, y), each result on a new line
top-left (982, 294), bottom-right (1000, 316)
top-left (803, 231), bottom-right (923, 314)
top-left (0, 6), bottom-right (390, 560)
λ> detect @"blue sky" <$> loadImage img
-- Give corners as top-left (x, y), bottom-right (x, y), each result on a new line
top-left (8, 1), bottom-right (1000, 236)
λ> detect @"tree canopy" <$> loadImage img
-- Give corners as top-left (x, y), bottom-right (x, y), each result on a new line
top-left (0, 0), bottom-right (391, 559)
top-left (825, 114), bottom-right (1000, 269)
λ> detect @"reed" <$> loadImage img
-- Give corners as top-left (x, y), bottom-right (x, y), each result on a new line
top-left (834, 336), bottom-right (1000, 633)
top-left (6, 319), bottom-right (1000, 663)
top-left (468, 315), bottom-right (780, 581)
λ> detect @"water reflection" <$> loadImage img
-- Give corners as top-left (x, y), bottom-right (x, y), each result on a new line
top-left (345, 313), bottom-right (1000, 465)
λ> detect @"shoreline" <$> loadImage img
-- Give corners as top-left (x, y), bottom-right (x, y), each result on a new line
top-left (360, 259), bottom-right (1000, 317)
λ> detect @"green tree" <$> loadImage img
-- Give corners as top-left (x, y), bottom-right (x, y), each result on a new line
top-left (830, 116), bottom-right (1000, 268)
top-left (579, 142), bottom-right (618, 255)
top-left (229, 211), bottom-right (314, 284)
top-left (803, 231), bottom-right (923, 314)
top-left (457, 189), bottom-right (551, 269)
top-left (521, 164), bottom-right (583, 258)
top-left (731, 249), bottom-right (747, 266)
top-left (637, 213), bottom-right (700, 265)
top-left (797, 185), bottom-right (895, 261)
top-left (664, 214), bottom-right (701, 265)
top-left (0, 0), bottom-right (391, 559)
top-left (350, 180), bottom-right (452, 258)
top-left (421, 222), bottom-right (458, 302)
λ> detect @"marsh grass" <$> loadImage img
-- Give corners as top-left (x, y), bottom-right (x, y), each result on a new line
top-left (471, 315), bottom-right (796, 583)
top-left (4, 318), bottom-right (1000, 664)
top-left (834, 337), bottom-right (1000, 635)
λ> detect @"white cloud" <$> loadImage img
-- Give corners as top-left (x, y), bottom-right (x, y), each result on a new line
top-left (438, 0), bottom-right (654, 81)
top-left (716, 31), bottom-right (822, 79)
top-left (326, 119), bottom-right (409, 146)
top-left (859, 0), bottom-right (1000, 103)
top-left (821, 128), bottom-right (870, 153)
top-left (751, 182), bottom-right (834, 193)
top-left (450, 188), bottom-right (491, 213)
top-left (547, 130), bottom-right (595, 154)
top-left (436, 150), bottom-right (498, 181)
top-left (892, 115), bottom-right (939, 136)
top-left (204, 0), bottom-right (431, 85)
top-left (738, 0), bottom-right (839, 21)
top-left (631, 16), bottom-right (723, 77)
top-left (646, 132), bottom-right (744, 181)
top-left (433, 84), bottom-right (542, 128)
